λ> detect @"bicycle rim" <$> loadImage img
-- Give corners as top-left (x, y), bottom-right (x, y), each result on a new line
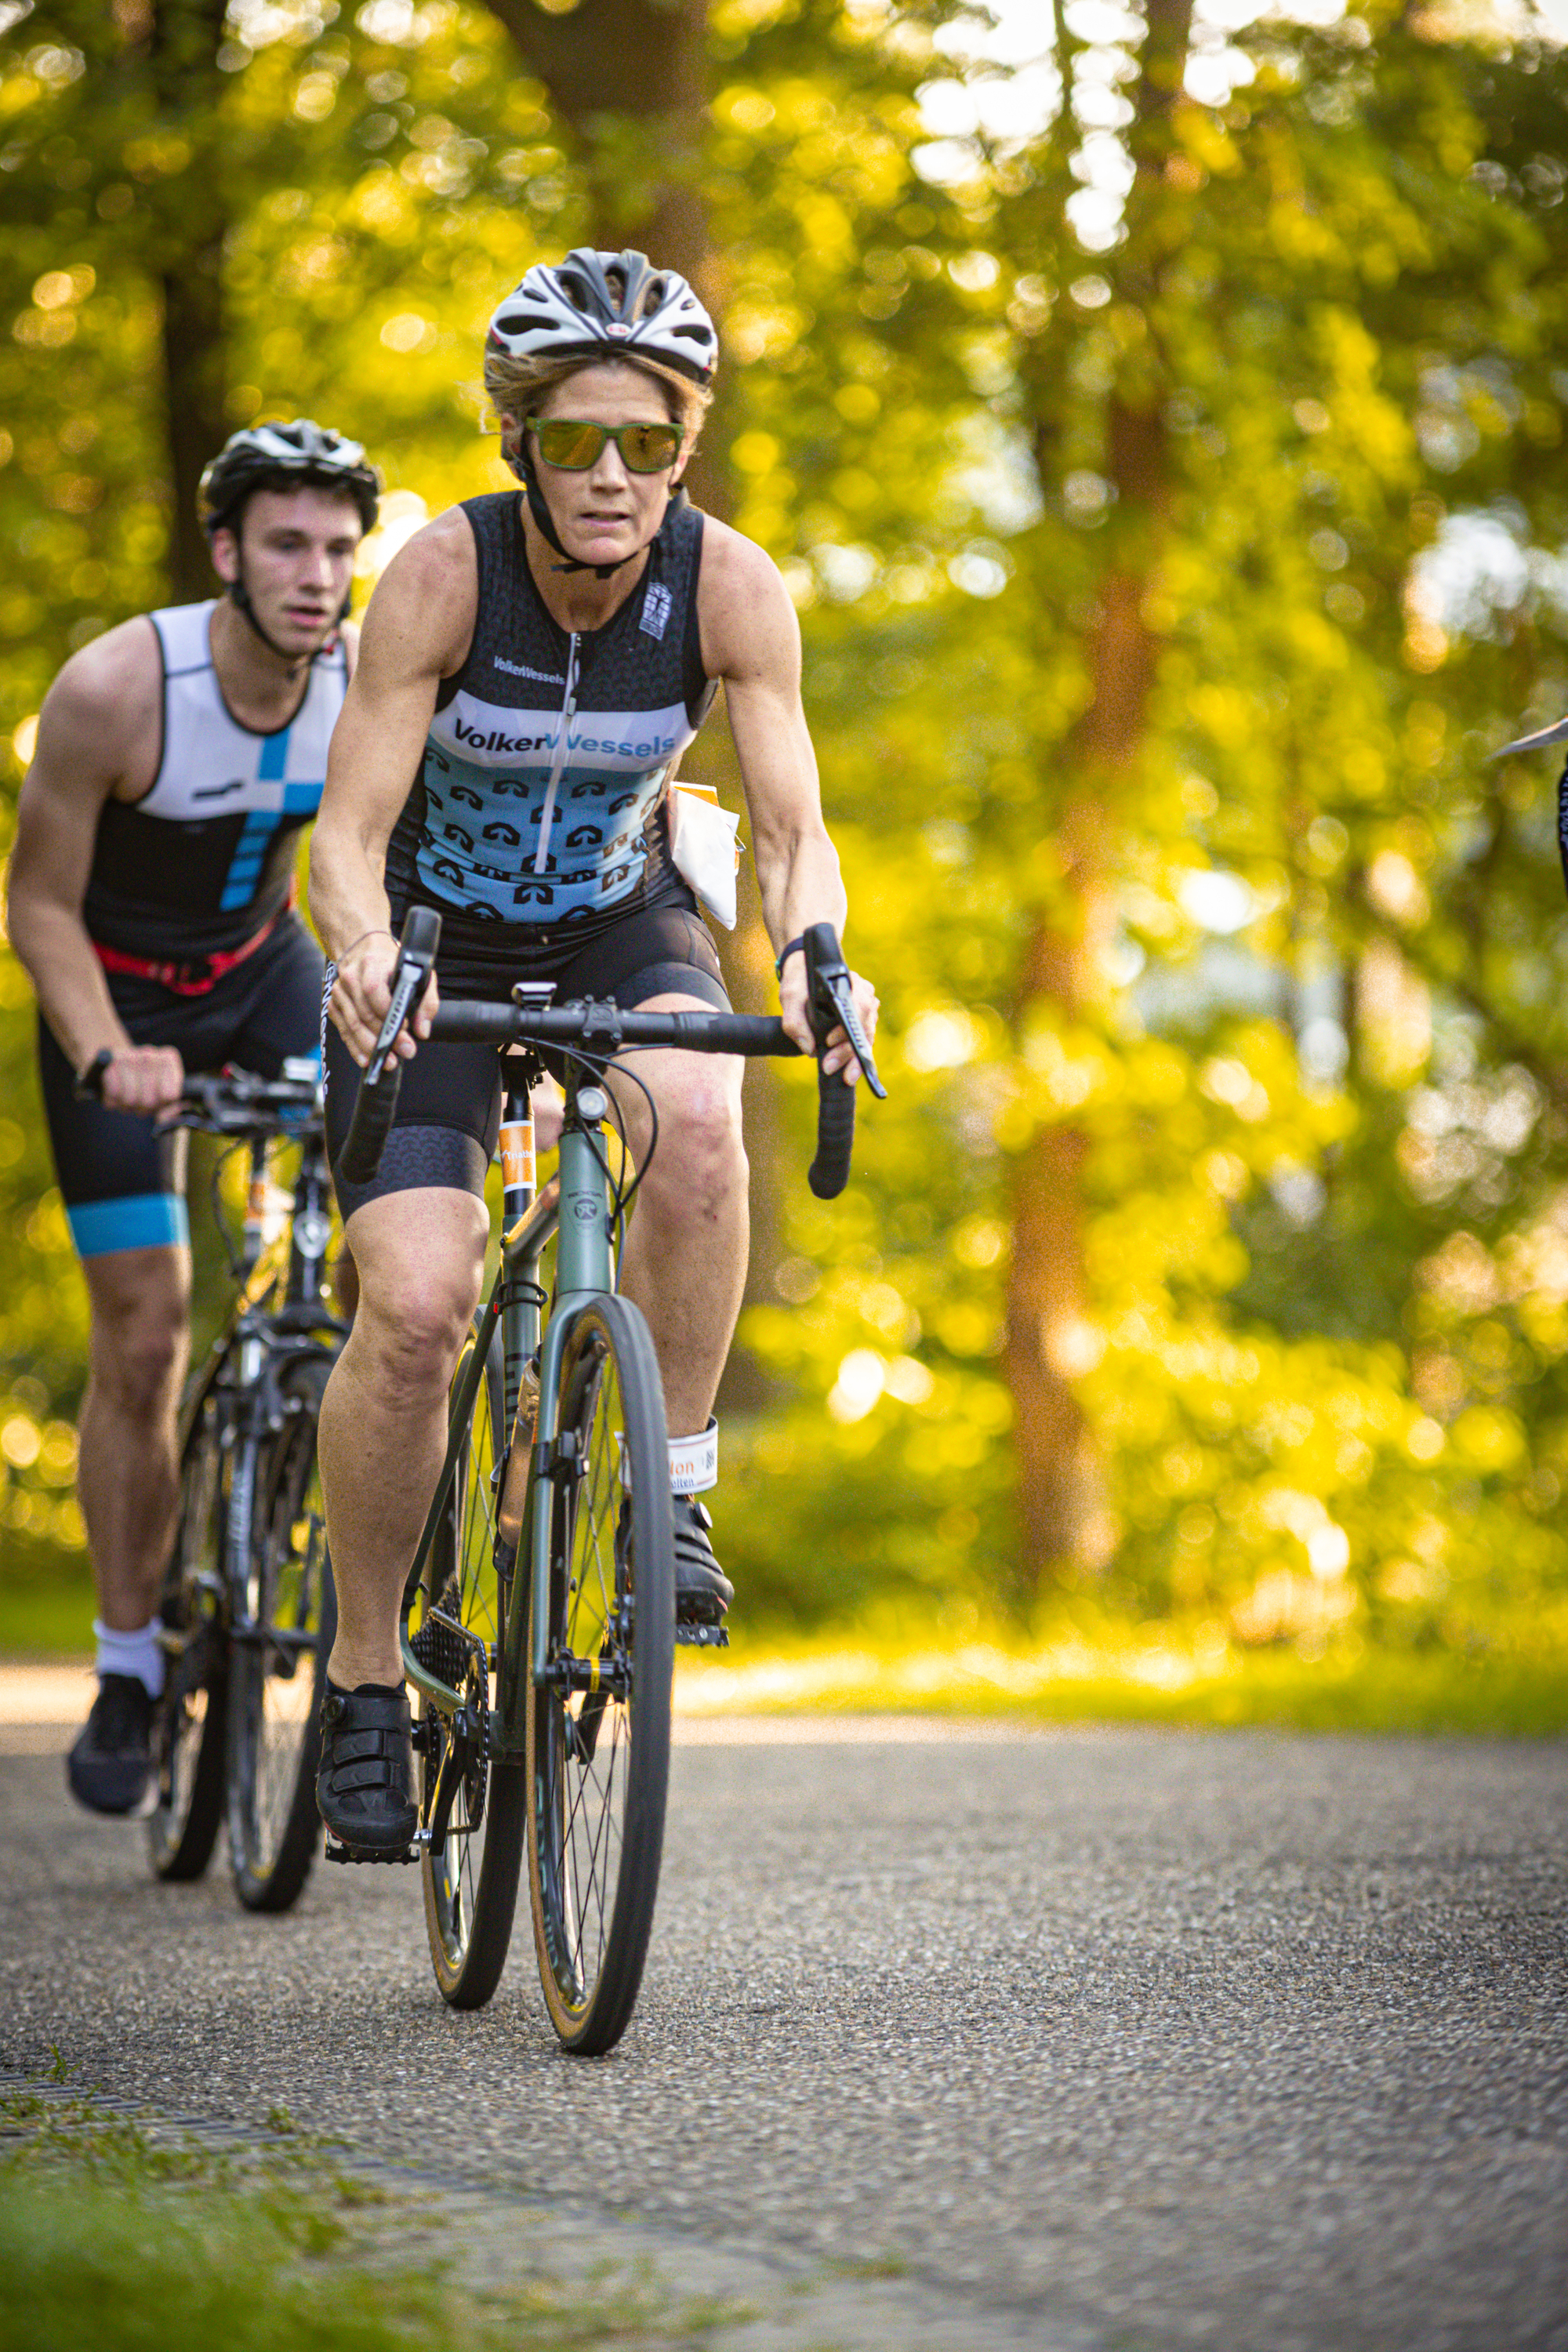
top-left (527, 1295), bottom-right (674, 2055)
top-left (420, 1324), bottom-right (525, 2006)
top-left (148, 1395), bottom-right (227, 1882)
top-left (228, 1359), bottom-right (336, 1912)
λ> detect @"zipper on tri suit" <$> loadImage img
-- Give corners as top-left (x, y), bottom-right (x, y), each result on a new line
top-left (533, 630), bottom-right (580, 875)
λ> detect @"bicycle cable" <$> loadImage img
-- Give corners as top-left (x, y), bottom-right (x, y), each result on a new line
top-left (550, 1042), bottom-right (659, 1285)
top-left (583, 1046), bottom-right (662, 1285)
top-left (591, 1047), bottom-right (661, 1243)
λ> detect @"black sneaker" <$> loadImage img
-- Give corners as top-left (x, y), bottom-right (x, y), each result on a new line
top-left (67, 1673), bottom-right (154, 1815)
top-left (315, 1682), bottom-right (417, 1857)
top-left (673, 1496), bottom-right (734, 1626)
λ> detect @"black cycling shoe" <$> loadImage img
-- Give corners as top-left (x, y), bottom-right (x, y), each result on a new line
top-left (67, 1672), bottom-right (154, 1815)
top-left (673, 1496), bottom-right (734, 1626)
top-left (315, 1681), bottom-right (417, 1857)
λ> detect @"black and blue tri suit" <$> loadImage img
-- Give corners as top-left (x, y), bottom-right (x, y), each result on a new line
top-left (323, 490), bottom-right (729, 1216)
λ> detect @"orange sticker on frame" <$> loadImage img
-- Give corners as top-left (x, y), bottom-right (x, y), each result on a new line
top-left (500, 1119), bottom-right (536, 1191)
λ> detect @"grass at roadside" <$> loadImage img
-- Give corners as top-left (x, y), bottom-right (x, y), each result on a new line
top-left (7, 1575), bottom-right (1566, 1737)
top-left (0, 2083), bottom-right (744, 2352)
top-left (674, 1609), bottom-right (1568, 1737)
top-left (0, 1552), bottom-right (94, 1659)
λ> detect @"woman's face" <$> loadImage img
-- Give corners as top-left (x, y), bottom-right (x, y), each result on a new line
top-left (510, 363), bottom-right (685, 571)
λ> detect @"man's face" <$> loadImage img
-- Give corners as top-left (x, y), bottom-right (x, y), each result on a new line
top-left (511, 364), bottom-right (685, 571)
top-left (211, 485), bottom-right (362, 655)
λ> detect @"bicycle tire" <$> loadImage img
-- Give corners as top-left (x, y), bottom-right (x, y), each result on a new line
top-left (227, 1357), bottom-right (337, 1914)
top-left (147, 1388), bottom-right (229, 1882)
top-left (525, 1294), bottom-right (675, 2056)
top-left (419, 1322), bottom-right (526, 2007)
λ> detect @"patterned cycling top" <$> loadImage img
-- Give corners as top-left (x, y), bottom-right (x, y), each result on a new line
top-left (384, 491), bottom-right (717, 946)
top-left (83, 601), bottom-right (347, 960)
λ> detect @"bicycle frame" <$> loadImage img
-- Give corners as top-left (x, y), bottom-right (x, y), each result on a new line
top-left (181, 1120), bottom-right (341, 1664)
top-left (397, 1059), bottom-right (612, 1751)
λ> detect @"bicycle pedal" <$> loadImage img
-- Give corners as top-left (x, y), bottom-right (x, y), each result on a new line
top-left (322, 1830), bottom-right (420, 1866)
top-left (675, 1621), bottom-right (730, 1650)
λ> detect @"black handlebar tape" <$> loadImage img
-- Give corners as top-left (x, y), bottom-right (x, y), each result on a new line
top-left (426, 1004), bottom-right (798, 1054)
top-left (338, 907), bottom-right (442, 1186)
top-left (808, 1060), bottom-right (856, 1200)
top-left (803, 922), bottom-right (856, 1200)
top-left (73, 1047), bottom-right (114, 1103)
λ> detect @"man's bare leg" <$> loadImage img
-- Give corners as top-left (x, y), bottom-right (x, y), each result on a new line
top-left (605, 994), bottom-right (749, 1438)
top-left (317, 1185), bottom-right (488, 1690)
top-left (78, 1244), bottom-right (191, 1631)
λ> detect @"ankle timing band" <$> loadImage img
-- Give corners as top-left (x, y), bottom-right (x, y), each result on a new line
top-left (668, 1418), bottom-right (717, 1495)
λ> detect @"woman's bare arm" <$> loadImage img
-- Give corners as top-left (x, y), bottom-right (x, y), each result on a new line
top-left (308, 509), bottom-right (476, 1065)
top-left (698, 521), bottom-right (873, 1077)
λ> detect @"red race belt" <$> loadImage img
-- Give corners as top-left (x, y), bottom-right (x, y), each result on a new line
top-left (93, 909), bottom-right (281, 999)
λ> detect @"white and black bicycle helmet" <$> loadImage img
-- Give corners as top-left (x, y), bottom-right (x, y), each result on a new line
top-left (198, 419), bottom-right (381, 539)
top-left (487, 252), bottom-right (715, 579)
top-left (486, 249), bottom-right (718, 389)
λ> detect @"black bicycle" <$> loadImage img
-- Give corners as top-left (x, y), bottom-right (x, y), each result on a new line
top-left (336, 913), bottom-right (882, 2051)
top-left (79, 1054), bottom-right (345, 1911)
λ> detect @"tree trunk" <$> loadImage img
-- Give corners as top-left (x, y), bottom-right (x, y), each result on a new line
top-left (149, 0), bottom-right (230, 603)
top-left (1004, 0), bottom-right (1193, 1597)
top-left (485, 0), bottom-right (784, 1405)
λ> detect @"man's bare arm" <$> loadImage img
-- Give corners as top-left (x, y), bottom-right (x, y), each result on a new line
top-left (699, 524), bottom-right (874, 1077)
top-left (308, 510), bottom-right (475, 1066)
top-left (5, 622), bottom-right (185, 1108)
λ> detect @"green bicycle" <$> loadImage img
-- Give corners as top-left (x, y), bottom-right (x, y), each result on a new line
top-left (333, 907), bottom-right (882, 2054)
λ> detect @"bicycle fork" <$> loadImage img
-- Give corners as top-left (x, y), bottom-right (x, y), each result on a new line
top-left (494, 1077), bottom-right (615, 1754)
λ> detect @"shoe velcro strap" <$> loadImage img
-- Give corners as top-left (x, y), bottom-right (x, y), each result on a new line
top-left (328, 1756), bottom-right (405, 1795)
top-left (323, 1690), bottom-right (408, 1732)
top-left (329, 1725), bottom-right (405, 1764)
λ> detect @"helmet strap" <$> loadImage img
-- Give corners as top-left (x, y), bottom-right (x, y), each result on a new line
top-left (508, 448), bottom-right (634, 583)
top-left (223, 545), bottom-right (321, 668)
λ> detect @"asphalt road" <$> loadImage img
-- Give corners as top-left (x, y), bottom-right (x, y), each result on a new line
top-left (2, 1711), bottom-right (1565, 2351)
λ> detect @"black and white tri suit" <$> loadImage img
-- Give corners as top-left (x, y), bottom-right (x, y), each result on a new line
top-left (325, 490), bottom-right (730, 1215)
top-left (40, 601), bottom-right (341, 1257)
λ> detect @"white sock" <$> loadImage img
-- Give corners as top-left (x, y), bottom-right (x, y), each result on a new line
top-left (669, 1418), bottom-right (717, 1497)
top-left (94, 1617), bottom-right (165, 1700)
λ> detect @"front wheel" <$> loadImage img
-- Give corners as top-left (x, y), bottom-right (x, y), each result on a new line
top-left (526, 1294), bottom-right (675, 2056)
top-left (227, 1357), bottom-right (337, 1914)
top-left (147, 1387), bottom-right (229, 1882)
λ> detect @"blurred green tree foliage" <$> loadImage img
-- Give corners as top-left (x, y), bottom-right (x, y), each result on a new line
top-left (2, 0), bottom-right (1567, 1675)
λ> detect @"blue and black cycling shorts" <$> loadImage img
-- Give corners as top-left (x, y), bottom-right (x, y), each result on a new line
top-left (38, 914), bottom-right (325, 1259)
top-left (323, 895), bottom-right (729, 1223)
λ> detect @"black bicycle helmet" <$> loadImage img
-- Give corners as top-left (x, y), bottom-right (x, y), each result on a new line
top-left (199, 419), bottom-right (381, 537)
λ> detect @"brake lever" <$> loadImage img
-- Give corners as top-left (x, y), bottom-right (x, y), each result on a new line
top-left (818, 968), bottom-right (886, 1098)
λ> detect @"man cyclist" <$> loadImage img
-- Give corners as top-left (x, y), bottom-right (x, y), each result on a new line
top-left (310, 249), bottom-right (877, 1856)
top-left (7, 420), bottom-right (379, 1815)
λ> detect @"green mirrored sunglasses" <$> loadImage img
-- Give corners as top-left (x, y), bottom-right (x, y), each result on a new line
top-left (526, 416), bottom-right (683, 474)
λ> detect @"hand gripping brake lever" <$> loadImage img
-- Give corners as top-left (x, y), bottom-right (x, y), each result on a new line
top-left (338, 907), bottom-right (442, 1185)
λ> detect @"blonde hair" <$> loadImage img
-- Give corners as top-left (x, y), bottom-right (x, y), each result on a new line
top-left (485, 350), bottom-right (711, 469)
